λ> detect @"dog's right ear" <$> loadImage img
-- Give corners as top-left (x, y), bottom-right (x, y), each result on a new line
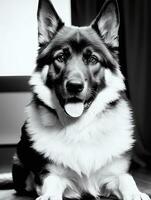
top-left (37, 0), bottom-right (64, 45)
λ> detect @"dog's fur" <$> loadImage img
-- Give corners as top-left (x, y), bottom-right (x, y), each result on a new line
top-left (12, 0), bottom-right (150, 200)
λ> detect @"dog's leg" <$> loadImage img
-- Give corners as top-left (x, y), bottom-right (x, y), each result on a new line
top-left (12, 158), bottom-right (30, 194)
top-left (36, 173), bottom-right (69, 200)
top-left (103, 174), bottom-right (150, 200)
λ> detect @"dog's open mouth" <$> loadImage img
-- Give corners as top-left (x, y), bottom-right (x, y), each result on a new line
top-left (64, 97), bottom-right (84, 118)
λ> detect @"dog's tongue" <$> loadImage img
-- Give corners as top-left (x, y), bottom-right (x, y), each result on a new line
top-left (64, 102), bottom-right (84, 118)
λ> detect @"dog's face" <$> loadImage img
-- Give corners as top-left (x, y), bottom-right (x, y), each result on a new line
top-left (31, 0), bottom-right (121, 118)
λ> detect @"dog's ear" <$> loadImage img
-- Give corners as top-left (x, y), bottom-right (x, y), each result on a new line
top-left (91, 0), bottom-right (119, 47)
top-left (37, 0), bottom-right (64, 45)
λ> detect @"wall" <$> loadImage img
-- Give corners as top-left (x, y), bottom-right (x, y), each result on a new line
top-left (0, 0), bottom-right (71, 76)
top-left (0, 0), bottom-right (71, 144)
top-left (0, 92), bottom-right (31, 144)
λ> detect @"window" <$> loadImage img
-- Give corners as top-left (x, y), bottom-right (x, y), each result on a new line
top-left (0, 0), bottom-right (71, 76)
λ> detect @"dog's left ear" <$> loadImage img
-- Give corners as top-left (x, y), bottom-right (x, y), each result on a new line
top-left (91, 0), bottom-right (120, 47)
top-left (37, 0), bottom-right (64, 45)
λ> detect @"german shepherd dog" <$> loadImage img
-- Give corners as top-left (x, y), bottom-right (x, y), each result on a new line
top-left (12, 0), bottom-right (150, 200)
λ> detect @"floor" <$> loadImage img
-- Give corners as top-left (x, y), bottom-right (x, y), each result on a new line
top-left (0, 190), bottom-right (33, 200)
top-left (0, 147), bottom-right (151, 200)
top-left (0, 168), bottom-right (151, 200)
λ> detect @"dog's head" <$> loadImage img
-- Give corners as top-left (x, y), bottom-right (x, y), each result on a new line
top-left (30, 0), bottom-right (124, 118)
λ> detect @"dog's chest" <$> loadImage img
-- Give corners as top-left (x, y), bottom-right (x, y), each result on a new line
top-left (26, 103), bottom-right (133, 176)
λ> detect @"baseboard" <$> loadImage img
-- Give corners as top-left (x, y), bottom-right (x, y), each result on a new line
top-left (0, 76), bottom-right (30, 92)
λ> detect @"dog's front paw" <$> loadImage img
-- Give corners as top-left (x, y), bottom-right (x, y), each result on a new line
top-left (35, 195), bottom-right (62, 200)
top-left (104, 174), bottom-right (150, 200)
top-left (36, 195), bottom-right (50, 200)
top-left (122, 191), bottom-right (150, 200)
top-left (36, 195), bottom-right (48, 200)
top-left (139, 192), bottom-right (150, 200)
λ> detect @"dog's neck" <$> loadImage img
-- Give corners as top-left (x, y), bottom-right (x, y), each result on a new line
top-left (34, 87), bottom-right (121, 134)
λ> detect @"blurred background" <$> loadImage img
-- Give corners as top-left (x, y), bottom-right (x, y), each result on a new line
top-left (0, 0), bottom-right (151, 174)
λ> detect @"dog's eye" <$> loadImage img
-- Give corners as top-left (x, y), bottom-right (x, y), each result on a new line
top-left (89, 55), bottom-right (99, 65)
top-left (55, 54), bottom-right (65, 63)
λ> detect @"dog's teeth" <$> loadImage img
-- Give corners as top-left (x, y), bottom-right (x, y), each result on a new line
top-left (64, 102), bottom-right (84, 118)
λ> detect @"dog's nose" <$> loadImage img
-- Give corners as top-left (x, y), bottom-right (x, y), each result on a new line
top-left (66, 79), bottom-right (84, 93)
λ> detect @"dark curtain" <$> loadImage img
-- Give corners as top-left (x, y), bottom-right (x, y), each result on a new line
top-left (71, 0), bottom-right (151, 168)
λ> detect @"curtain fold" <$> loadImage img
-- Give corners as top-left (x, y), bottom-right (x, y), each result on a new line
top-left (118, 0), bottom-right (151, 167)
top-left (71, 0), bottom-right (151, 167)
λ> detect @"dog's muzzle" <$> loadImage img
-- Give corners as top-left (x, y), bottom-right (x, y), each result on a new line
top-left (64, 78), bottom-right (85, 118)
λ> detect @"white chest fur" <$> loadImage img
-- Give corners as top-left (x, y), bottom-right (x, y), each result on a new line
top-left (26, 98), bottom-right (134, 177)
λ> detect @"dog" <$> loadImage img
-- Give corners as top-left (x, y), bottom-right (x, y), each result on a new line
top-left (12, 0), bottom-right (150, 200)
